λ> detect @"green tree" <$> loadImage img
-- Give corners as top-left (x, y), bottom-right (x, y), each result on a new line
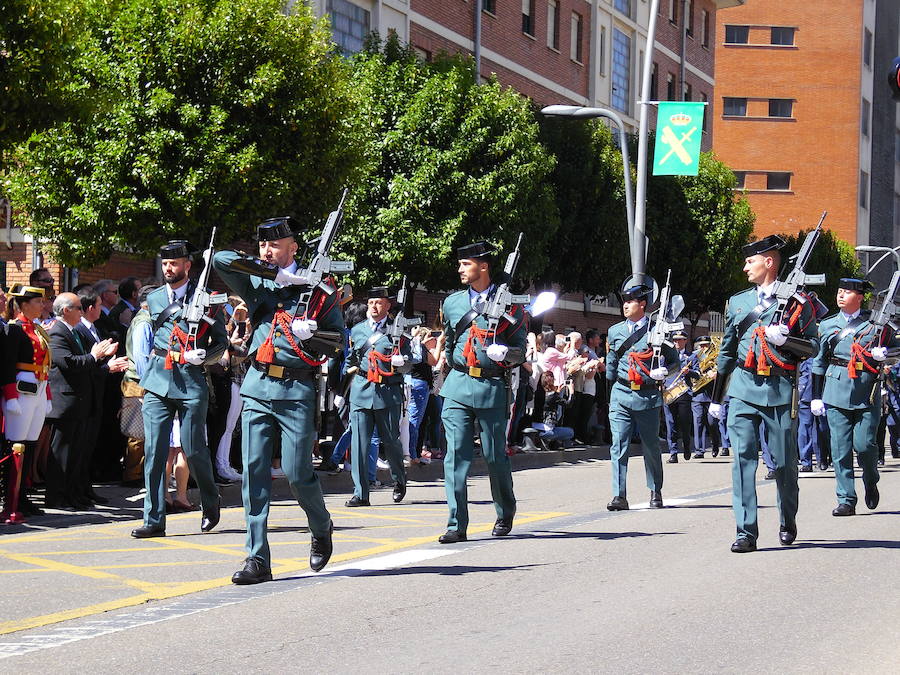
top-left (7, 0), bottom-right (363, 268)
top-left (337, 35), bottom-right (559, 291)
top-left (778, 228), bottom-right (862, 315)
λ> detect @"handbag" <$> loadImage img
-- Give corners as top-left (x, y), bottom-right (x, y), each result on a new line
top-left (119, 395), bottom-right (145, 440)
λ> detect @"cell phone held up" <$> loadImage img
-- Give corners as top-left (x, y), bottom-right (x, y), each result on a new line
top-left (16, 380), bottom-right (39, 395)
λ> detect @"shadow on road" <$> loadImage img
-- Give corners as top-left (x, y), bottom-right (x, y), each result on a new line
top-left (764, 538), bottom-right (900, 551)
top-left (517, 530), bottom-right (682, 541)
top-left (346, 563), bottom-right (550, 577)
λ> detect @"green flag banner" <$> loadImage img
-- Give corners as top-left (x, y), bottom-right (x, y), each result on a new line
top-left (652, 101), bottom-right (705, 176)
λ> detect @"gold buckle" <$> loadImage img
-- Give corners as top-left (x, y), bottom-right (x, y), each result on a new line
top-left (757, 366), bottom-right (771, 376)
top-left (630, 381), bottom-right (641, 391)
top-left (268, 364), bottom-right (284, 378)
top-left (469, 366), bottom-right (482, 377)
top-left (374, 373), bottom-right (382, 383)
top-left (171, 351), bottom-right (182, 363)
top-left (856, 361), bottom-right (864, 371)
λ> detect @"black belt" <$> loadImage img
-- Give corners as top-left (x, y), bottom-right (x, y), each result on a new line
top-left (251, 360), bottom-right (315, 381)
top-left (153, 347), bottom-right (184, 363)
top-left (829, 357), bottom-right (850, 367)
top-left (452, 364), bottom-right (504, 379)
top-left (738, 363), bottom-right (794, 378)
top-left (616, 377), bottom-right (660, 391)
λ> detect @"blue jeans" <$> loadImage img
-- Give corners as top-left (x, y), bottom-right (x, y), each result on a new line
top-left (407, 378), bottom-right (430, 459)
top-left (539, 425), bottom-right (574, 444)
top-left (330, 427), bottom-right (379, 481)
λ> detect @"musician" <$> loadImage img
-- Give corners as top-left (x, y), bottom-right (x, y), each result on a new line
top-left (343, 287), bottom-right (411, 507)
top-left (810, 278), bottom-right (897, 515)
top-left (1, 285), bottom-right (53, 522)
top-left (131, 241), bottom-right (226, 539)
top-left (213, 217), bottom-right (343, 582)
top-left (709, 236), bottom-right (818, 552)
top-left (605, 282), bottom-right (678, 510)
top-left (437, 241), bottom-right (527, 543)
top-left (663, 331), bottom-right (694, 463)
top-left (689, 336), bottom-right (721, 459)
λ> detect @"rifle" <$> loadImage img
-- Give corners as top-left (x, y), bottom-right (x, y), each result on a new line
top-left (648, 269), bottom-right (684, 373)
top-left (388, 275), bottom-right (422, 353)
top-left (182, 227), bottom-right (227, 347)
top-left (866, 270), bottom-right (900, 403)
top-left (484, 233), bottom-right (530, 341)
top-left (770, 211), bottom-right (827, 326)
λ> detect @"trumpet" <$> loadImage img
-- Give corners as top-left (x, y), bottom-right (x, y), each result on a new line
top-left (690, 335), bottom-right (721, 394)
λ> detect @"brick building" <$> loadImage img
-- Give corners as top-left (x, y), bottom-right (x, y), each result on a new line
top-left (712, 0), bottom-right (900, 274)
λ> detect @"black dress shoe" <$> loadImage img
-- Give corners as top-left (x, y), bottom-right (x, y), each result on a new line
top-left (231, 556), bottom-right (272, 585)
top-left (492, 518), bottom-right (513, 536)
top-left (131, 525), bottom-right (166, 538)
top-left (317, 459), bottom-right (339, 472)
top-left (779, 524), bottom-right (797, 546)
top-left (438, 529), bottom-right (467, 544)
top-left (720, 448), bottom-right (730, 457)
top-left (649, 491), bottom-right (663, 509)
top-left (606, 496), bottom-right (629, 511)
top-left (201, 495), bottom-right (221, 532)
top-left (864, 483), bottom-right (880, 510)
top-left (712, 447), bottom-right (719, 458)
top-left (730, 537), bottom-right (757, 553)
top-left (832, 503), bottom-right (856, 516)
top-left (309, 522), bottom-right (334, 572)
top-left (392, 482), bottom-right (406, 503)
top-left (344, 495), bottom-right (370, 507)
top-left (682, 446), bottom-right (691, 460)
top-left (877, 458), bottom-right (885, 467)
top-left (692, 452), bottom-right (704, 460)
top-left (798, 465), bottom-right (813, 473)
top-left (765, 470), bottom-right (776, 480)
top-left (666, 455), bottom-right (678, 464)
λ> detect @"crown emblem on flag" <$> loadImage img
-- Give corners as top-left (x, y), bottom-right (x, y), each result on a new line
top-left (669, 113), bottom-right (691, 126)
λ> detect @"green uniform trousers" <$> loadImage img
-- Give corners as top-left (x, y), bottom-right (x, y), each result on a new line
top-left (608, 403), bottom-right (664, 498)
top-left (441, 399), bottom-right (515, 533)
top-left (349, 404), bottom-right (406, 501)
top-left (728, 397), bottom-right (798, 541)
top-left (240, 395), bottom-right (331, 566)
top-left (826, 406), bottom-right (879, 507)
top-left (141, 391), bottom-right (218, 529)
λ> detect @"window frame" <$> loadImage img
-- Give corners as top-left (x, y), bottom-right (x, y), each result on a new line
top-left (723, 97), bottom-right (748, 117)
top-left (724, 25), bottom-right (749, 45)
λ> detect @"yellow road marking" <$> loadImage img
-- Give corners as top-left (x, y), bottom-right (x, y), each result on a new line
top-left (4, 554), bottom-right (161, 594)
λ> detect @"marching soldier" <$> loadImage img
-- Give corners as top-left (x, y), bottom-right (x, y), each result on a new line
top-left (343, 287), bottom-right (411, 507)
top-left (605, 283), bottom-right (678, 510)
top-left (438, 242), bottom-right (527, 543)
top-left (810, 278), bottom-right (897, 516)
top-left (131, 241), bottom-right (226, 539)
top-left (689, 336), bottom-right (720, 459)
top-left (709, 236), bottom-right (818, 552)
top-left (214, 217), bottom-right (342, 583)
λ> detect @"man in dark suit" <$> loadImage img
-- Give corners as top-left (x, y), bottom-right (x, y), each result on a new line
top-left (45, 293), bottom-right (120, 509)
top-left (108, 277), bottom-right (142, 335)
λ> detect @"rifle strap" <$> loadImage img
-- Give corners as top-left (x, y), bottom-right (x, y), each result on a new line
top-left (825, 315), bottom-right (869, 356)
top-left (153, 301), bottom-right (183, 333)
top-left (736, 297), bottom-right (775, 339)
top-left (454, 308), bottom-right (480, 337)
top-left (614, 324), bottom-right (649, 359)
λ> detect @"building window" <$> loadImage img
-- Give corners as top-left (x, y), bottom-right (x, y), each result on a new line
top-left (327, 0), bottom-right (370, 55)
top-left (650, 62), bottom-right (658, 101)
top-left (701, 10), bottom-right (710, 48)
top-left (723, 97), bottom-right (747, 116)
top-left (701, 92), bottom-right (709, 132)
top-left (864, 28), bottom-right (873, 68)
top-left (685, 0), bottom-right (694, 37)
top-left (522, 0), bottom-right (535, 36)
top-left (684, 82), bottom-right (692, 102)
top-left (860, 170), bottom-right (869, 208)
top-left (767, 172), bottom-right (791, 191)
top-left (770, 27), bottom-right (795, 46)
top-left (570, 13), bottom-right (583, 62)
top-left (768, 99), bottom-right (793, 118)
top-left (547, 0), bottom-right (560, 49)
top-left (611, 28), bottom-right (631, 114)
top-left (725, 25), bottom-right (749, 44)
top-left (666, 73), bottom-right (676, 100)
top-left (862, 98), bottom-right (871, 137)
top-left (599, 26), bottom-right (607, 76)
top-left (614, 0), bottom-right (631, 17)
top-left (413, 46), bottom-right (432, 62)
top-left (483, 0), bottom-right (496, 14)
top-left (669, 0), bottom-right (677, 24)
top-left (733, 171), bottom-right (746, 189)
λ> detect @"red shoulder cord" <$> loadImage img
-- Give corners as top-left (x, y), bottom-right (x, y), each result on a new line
top-left (847, 324), bottom-right (881, 379)
top-left (627, 348), bottom-right (653, 385)
top-left (256, 277), bottom-right (338, 367)
top-left (743, 299), bottom-right (806, 374)
top-left (461, 307), bottom-right (523, 369)
top-left (165, 322), bottom-right (210, 370)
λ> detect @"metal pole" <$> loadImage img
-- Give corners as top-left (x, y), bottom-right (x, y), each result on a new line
top-left (680, 0), bottom-right (688, 101)
top-left (474, 0), bottom-right (482, 83)
top-left (633, 0), bottom-right (661, 280)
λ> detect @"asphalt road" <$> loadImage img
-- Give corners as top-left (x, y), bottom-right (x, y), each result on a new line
top-left (2, 449), bottom-right (899, 673)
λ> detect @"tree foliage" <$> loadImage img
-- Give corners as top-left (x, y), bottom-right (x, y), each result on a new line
top-left (7, 0), bottom-right (363, 267)
top-left (336, 35), bottom-right (558, 291)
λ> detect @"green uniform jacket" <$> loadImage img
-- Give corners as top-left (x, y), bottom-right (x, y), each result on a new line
top-left (717, 287), bottom-right (819, 407)
top-left (811, 310), bottom-right (897, 410)
top-left (605, 319), bottom-right (679, 411)
top-left (138, 282), bottom-right (228, 400)
top-left (346, 318), bottom-right (412, 411)
top-left (212, 249), bottom-right (344, 402)
top-left (440, 289), bottom-right (527, 410)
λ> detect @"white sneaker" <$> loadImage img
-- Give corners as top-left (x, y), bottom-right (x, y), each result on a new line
top-left (376, 458), bottom-right (390, 470)
top-left (217, 464), bottom-right (242, 482)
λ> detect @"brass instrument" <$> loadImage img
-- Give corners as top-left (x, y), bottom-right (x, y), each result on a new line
top-left (690, 335), bottom-right (721, 394)
top-left (663, 366), bottom-right (691, 405)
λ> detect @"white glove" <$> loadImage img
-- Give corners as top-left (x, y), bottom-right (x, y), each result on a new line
top-left (811, 399), bottom-right (826, 417)
top-left (390, 354), bottom-right (406, 367)
top-left (45, 399), bottom-right (53, 415)
top-left (183, 349), bottom-right (207, 365)
top-left (291, 318), bottom-right (317, 341)
top-left (333, 395), bottom-right (345, 408)
top-left (4, 398), bottom-right (22, 416)
top-left (649, 367), bottom-right (668, 381)
top-left (871, 346), bottom-right (888, 362)
top-left (485, 344), bottom-right (509, 362)
top-left (708, 403), bottom-right (723, 420)
top-left (274, 269), bottom-right (310, 286)
top-left (764, 324), bottom-right (789, 346)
